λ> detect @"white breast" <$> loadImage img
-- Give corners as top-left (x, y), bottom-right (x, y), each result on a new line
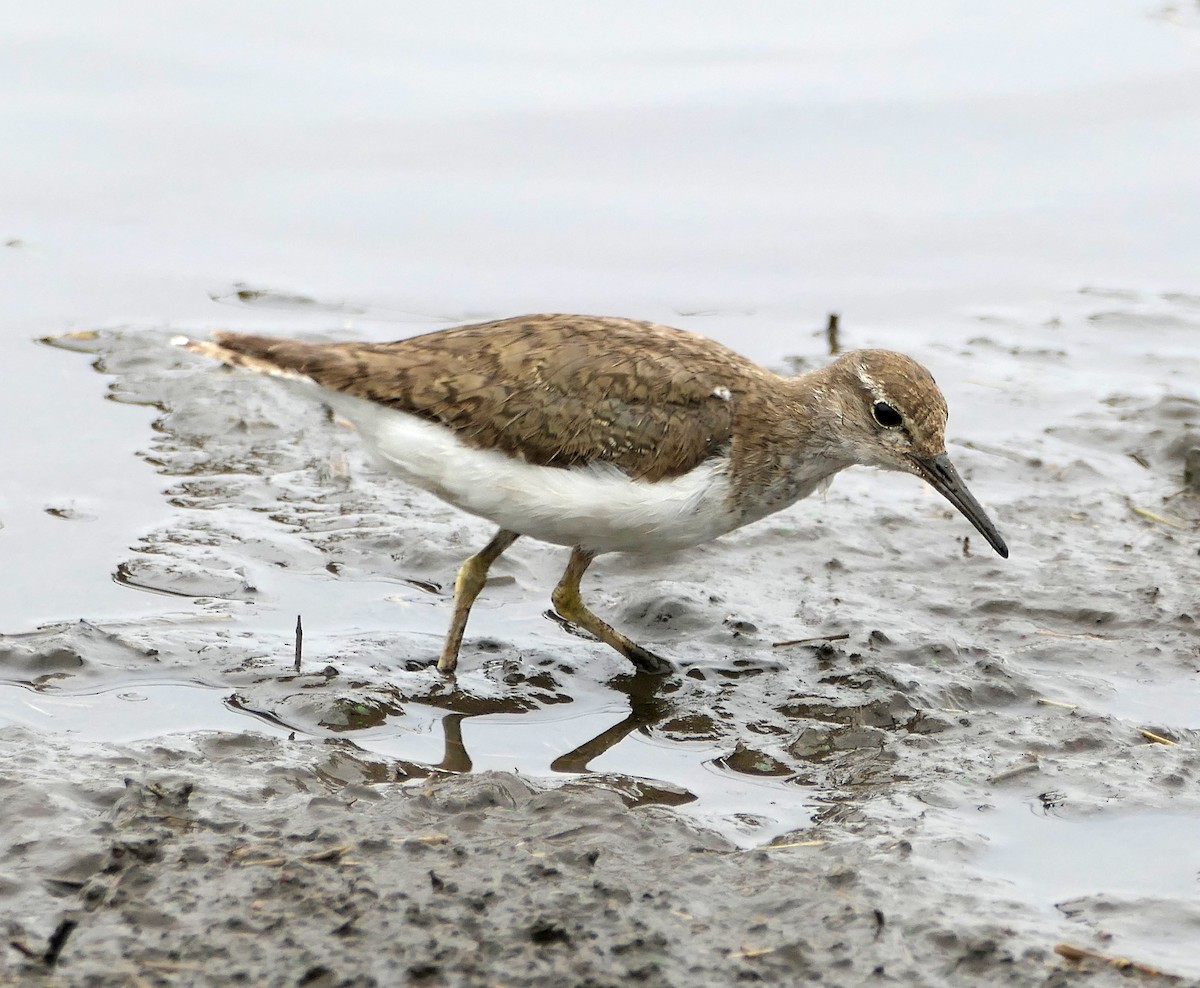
top-left (312, 388), bottom-right (740, 555)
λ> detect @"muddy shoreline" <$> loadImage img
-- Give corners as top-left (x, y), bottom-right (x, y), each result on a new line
top-left (0, 729), bottom-right (1166, 988)
top-left (5, 303), bottom-right (1200, 985)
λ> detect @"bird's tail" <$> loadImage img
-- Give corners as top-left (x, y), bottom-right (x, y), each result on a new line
top-left (172, 332), bottom-right (317, 383)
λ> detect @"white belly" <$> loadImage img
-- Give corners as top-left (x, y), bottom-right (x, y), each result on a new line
top-left (316, 388), bottom-right (740, 554)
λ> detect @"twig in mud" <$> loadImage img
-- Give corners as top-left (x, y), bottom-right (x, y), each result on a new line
top-left (771, 633), bottom-right (849, 649)
top-left (234, 843), bottom-right (352, 868)
top-left (42, 918), bottom-right (76, 966)
top-left (989, 760), bottom-right (1040, 784)
top-left (729, 945), bottom-right (776, 960)
top-left (1055, 942), bottom-right (1182, 980)
top-left (1127, 500), bottom-right (1188, 530)
top-left (303, 844), bottom-right (350, 863)
top-left (294, 614), bottom-right (303, 673)
top-left (8, 918), bottom-right (78, 968)
top-left (1036, 698), bottom-right (1078, 710)
top-left (826, 312), bottom-right (841, 355)
top-left (756, 839), bottom-right (827, 850)
top-left (939, 689), bottom-right (967, 713)
top-left (1139, 728), bottom-right (1178, 746)
top-left (1035, 629), bottom-right (1108, 642)
top-left (239, 856), bottom-right (288, 868)
top-left (8, 940), bottom-right (40, 961)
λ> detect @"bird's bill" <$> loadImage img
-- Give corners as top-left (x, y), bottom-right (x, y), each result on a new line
top-left (913, 453), bottom-right (1009, 558)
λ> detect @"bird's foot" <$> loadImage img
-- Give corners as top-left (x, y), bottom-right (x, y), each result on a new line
top-left (545, 608), bottom-right (672, 675)
top-left (622, 642), bottom-right (673, 677)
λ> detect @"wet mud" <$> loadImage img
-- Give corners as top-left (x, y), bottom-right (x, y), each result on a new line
top-left (3, 291), bottom-right (1200, 985)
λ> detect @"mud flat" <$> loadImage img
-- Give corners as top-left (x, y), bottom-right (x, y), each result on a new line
top-left (0, 727), bottom-right (1170, 988)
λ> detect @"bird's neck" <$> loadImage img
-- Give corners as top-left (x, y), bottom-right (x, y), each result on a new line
top-left (727, 365), bottom-right (857, 522)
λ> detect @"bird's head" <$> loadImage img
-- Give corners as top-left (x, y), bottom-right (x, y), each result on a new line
top-left (824, 349), bottom-right (1008, 558)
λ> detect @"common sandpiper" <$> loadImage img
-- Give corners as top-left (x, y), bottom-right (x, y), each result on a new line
top-left (178, 314), bottom-right (1008, 674)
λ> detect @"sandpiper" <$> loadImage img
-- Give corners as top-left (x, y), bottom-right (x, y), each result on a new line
top-left (179, 314), bottom-right (1008, 674)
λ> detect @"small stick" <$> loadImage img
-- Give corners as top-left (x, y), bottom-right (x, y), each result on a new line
top-left (1035, 629), bottom-right (1108, 641)
top-left (757, 839), bottom-right (827, 849)
top-left (11, 919), bottom-right (81, 967)
top-left (1036, 698), bottom-right (1078, 710)
top-left (826, 312), bottom-right (841, 355)
top-left (1128, 501), bottom-right (1188, 530)
top-left (303, 845), bottom-right (350, 863)
top-left (294, 615), bottom-right (303, 673)
top-left (989, 760), bottom-right (1039, 783)
top-left (43, 919), bottom-right (77, 967)
top-left (730, 945), bottom-right (776, 960)
top-left (1139, 728), bottom-right (1178, 746)
top-left (772, 633), bottom-right (849, 649)
top-left (8, 940), bottom-right (40, 961)
top-left (1055, 942), bottom-right (1182, 980)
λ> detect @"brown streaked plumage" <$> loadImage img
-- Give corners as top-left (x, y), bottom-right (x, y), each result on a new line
top-left (192, 315), bottom-right (758, 483)
top-left (179, 313), bottom-right (1008, 675)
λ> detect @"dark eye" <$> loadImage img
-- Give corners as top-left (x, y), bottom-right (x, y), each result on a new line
top-left (872, 401), bottom-right (903, 428)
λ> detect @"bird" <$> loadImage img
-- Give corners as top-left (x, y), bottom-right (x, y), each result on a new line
top-left (177, 313), bottom-right (1008, 675)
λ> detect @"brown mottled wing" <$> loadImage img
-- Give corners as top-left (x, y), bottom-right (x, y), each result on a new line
top-left (207, 314), bottom-right (756, 482)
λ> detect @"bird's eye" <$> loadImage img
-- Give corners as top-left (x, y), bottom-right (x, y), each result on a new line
top-left (872, 401), bottom-right (903, 428)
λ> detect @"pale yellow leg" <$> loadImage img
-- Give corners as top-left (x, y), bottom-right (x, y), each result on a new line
top-left (437, 529), bottom-right (519, 673)
top-left (550, 547), bottom-right (671, 675)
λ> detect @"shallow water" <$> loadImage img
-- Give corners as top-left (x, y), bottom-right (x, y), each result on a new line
top-left (0, 681), bottom-right (293, 742)
top-left (970, 796), bottom-right (1200, 977)
top-left (3, 1), bottom-right (1200, 981)
top-left (976, 796), bottom-right (1200, 904)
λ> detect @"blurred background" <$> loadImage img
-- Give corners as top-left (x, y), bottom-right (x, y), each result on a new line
top-left (5, 1), bottom-right (1198, 335)
top-left (2, 0), bottom-right (1198, 636)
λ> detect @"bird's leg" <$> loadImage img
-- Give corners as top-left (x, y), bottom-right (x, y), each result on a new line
top-left (551, 547), bottom-right (672, 675)
top-left (438, 529), bottom-right (520, 673)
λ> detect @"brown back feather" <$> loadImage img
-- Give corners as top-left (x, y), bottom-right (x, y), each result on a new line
top-left (209, 314), bottom-right (779, 482)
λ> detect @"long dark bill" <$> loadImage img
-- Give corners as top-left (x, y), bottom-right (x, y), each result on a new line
top-left (913, 453), bottom-right (1009, 558)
